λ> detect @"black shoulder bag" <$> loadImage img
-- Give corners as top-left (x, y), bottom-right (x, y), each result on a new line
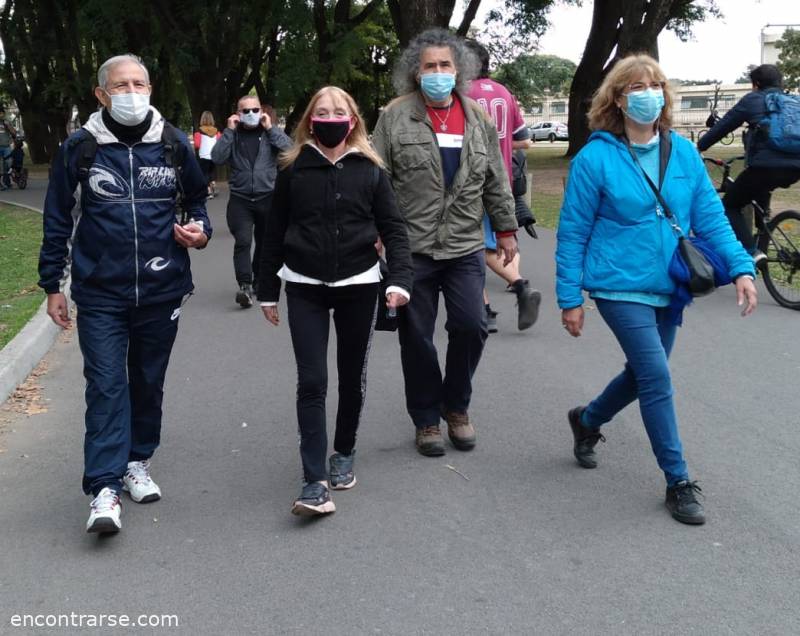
top-left (625, 135), bottom-right (715, 297)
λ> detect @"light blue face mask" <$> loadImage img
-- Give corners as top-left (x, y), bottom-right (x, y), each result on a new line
top-left (420, 72), bottom-right (456, 102)
top-left (623, 88), bottom-right (665, 125)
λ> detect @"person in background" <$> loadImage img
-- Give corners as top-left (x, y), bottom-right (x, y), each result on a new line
top-left (258, 86), bottom-right (412, 517)
top-left (556, 54), bottom-right (757, 526)
top-left (193, 111), bottom-right (220, 199)
top-left (0, 108), bottom-right (18, 190)
top-left (697, 64), bottom-right (800, 266)
top-left (465, 39), bottom-right (541, 333)
top-left (212, 95), bottom-right (292, 308)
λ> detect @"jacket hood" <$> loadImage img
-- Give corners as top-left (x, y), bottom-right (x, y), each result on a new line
top-left (83, 106), bottom-right (165, 145)
top-left (199, 125), bottom-right (218, 136)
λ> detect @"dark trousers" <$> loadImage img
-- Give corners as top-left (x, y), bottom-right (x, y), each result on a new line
top-left (198, 158), bottom-right (215, 185)
top-left (723, 166), bottom-right (800, 251)
top-left (286, 282), bottom-right (378, 483)
top-left (226, 193), bottom-right (272, 285)
top-left (398, 251), bottom-right (487, 429)
top-left (76, 299), bottom-right (181, 496)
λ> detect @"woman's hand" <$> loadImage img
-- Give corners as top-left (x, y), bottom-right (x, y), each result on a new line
top-left (261, 305), bottom-right (280, 326)
top-left (735, 276), bottom-right (758, 316)
top-left (562, 306), bottom-right (584, 337)
top-left (386, 292), bottom-right (408, 309)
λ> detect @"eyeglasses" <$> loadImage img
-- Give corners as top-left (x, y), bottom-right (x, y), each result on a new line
top-left (625, 81), bottom-right (666, 93)
top-left (240, 107), bottom-right (261, 114)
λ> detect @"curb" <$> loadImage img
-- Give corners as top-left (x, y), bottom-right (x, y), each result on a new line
top-left (0, 198), bottom-right (71, 405)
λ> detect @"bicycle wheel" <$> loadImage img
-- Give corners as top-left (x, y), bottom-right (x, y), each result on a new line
top-left (758, 209), bottom-right (800, 310)
top-left (17, 168), bottom-right (27, 189)
top-left (720, 132), bottom-right (735, 146)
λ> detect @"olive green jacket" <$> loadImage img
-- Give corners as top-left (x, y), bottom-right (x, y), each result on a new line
top-left (372, 91), bottom-right (516, 259)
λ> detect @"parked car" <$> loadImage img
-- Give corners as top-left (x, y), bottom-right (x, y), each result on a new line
top-left (529, 121), bottom-right (568, 142)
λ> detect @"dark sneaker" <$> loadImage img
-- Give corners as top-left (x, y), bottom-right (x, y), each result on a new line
top-left (291, 482), bottom-right (336, 517)
top-left (515, 282), bottom-right (542, 330)
top-left (441, 410), bottom-right (476, 450)
top-left (568, 406), bottom-right (605, 469)
top-left (665, 480), bottom-right (706, 525)
top-left (329, 452), bottom-right (356, 490)
top-left (415, 425), bottom-right (446, 456)
top-left (486, 305), bottom-right (498, 334)
top-left (235, 283), bottom-right (253, 308)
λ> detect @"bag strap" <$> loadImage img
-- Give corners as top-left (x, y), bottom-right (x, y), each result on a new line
top-left (624, 131), bottom-right (683, 236)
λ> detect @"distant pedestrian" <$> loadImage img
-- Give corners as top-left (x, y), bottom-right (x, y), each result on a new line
top-left (258, 86), bottom-right (412, 517)
top-left (193, 110), bottom-right (220, 199)
top-left (212, 95), bottom-right (292, 308)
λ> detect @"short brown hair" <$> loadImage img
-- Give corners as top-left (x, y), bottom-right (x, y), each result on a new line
top-left (587, 54), bottom-right (674, 135)
top-left (199, 110), bottom-right (215, 127)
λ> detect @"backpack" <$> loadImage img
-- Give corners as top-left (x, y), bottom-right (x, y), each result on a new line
top-left (759, 92), bottom-right (800, 154)
top-left (68, 121), bottom-right (191, 223)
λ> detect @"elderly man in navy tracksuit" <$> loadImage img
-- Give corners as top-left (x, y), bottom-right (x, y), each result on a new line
top-left (38, 55), bottom-right (211, 534)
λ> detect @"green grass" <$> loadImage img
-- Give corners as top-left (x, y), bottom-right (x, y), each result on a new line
top-left (0, 204), bottom-right (44, 349)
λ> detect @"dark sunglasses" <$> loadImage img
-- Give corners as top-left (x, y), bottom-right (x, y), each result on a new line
top-left (240, 107), bottom-right (261, 114)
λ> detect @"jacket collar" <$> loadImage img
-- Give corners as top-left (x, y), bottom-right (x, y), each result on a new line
top-left (296, 143), bottom-right (363, 167)
top-left (83, 106), bottom-right (165, 145)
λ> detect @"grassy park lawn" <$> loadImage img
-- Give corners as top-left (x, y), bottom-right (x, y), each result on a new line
top-left (525, 142), bottom-right (800, 231)
top-left (0, 204), bottom-right (44, 349)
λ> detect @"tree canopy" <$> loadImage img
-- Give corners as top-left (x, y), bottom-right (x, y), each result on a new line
top-left (776, 28), bottom-right (800, 91)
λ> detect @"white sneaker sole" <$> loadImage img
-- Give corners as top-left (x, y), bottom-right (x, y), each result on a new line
top-left (122, 483), bottom-right (161, 504)
top-left (86, 516), bottom-right (121, 534)
top-left (291, 500), bottom-right (336, 516)
top-left (330, 475), bottom-right (357, 491)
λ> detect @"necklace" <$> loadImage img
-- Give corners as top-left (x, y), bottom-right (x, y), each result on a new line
top-left (430, 101), bottom-right (452, 131)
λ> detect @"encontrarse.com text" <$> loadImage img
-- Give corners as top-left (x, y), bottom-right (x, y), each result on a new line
top-left (9, 613), bottom-right (179, 628)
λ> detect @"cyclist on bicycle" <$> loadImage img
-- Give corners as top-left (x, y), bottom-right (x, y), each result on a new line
top-left (10, 138), bottom-right (25, 180)
top-left (697, 64), bottom-right (800, 267)
top-left (0, 108), bottom-right (18, 190)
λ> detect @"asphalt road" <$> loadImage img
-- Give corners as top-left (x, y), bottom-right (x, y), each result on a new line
top-left (0, 176), bottom-right (798, 635)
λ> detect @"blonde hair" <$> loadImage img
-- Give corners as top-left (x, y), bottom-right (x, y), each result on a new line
top-left (279, 86), bottom-right (384, 169)
top-left (587, 54), bottom-right (675, 135)
top-left (199, 110), bottom-right (215, 127)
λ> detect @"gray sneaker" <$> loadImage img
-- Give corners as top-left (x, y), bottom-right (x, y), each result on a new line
top-left (235, 283), bottom-right (253, 308)
top-left (329, 452), bottom-right (356, 490)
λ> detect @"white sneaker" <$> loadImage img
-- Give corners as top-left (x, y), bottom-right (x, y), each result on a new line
top-left (122, 460), bottom-right (162, 503)
top-left (86, 487), bottom-right (122, 533)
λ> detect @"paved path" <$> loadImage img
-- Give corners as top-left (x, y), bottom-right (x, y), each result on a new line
top-left (0, 176), bottom-right (798, 635)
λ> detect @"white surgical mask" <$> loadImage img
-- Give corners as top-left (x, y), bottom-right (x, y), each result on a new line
top-left (240, 111), bottom-right (261, 127)
top-left (107, 92), bottom-right (150, 126)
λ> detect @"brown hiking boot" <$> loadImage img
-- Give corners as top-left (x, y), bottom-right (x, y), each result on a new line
top-left (441, 410), bottom-right (476, 450)
top-left (415, 425), bottom-right (446, 457)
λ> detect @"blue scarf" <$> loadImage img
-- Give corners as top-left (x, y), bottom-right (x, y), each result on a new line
top-left (666, 237), bottom-right (732, 325)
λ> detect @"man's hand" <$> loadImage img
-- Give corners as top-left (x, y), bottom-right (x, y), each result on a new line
top-left (46, 293), bottom-right (71, 329)
top-left (227, 113), bottom-right (240, 130)
top-left (562, 306), bottom-right (584, 338)
top-left (386, 292), bottom-right (409, 309)
top-left (735, 275), bottom-right (758, 316)
top-left (173, 223), bottom-right (208, 249)
top-left (260, 111), bottom-right (272, 130)
top-left (262, 305), bottom-right (279, 326)
top-left (495, 234), bottom-right (518, 267)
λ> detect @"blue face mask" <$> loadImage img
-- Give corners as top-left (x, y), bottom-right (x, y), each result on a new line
top-left (420, 73), bottom-right (456, 102)
top-left (624, 88), bottom-right (665, 125)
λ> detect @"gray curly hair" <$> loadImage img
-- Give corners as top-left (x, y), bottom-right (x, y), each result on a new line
top-left (392, 28), bottom-right (479, 96)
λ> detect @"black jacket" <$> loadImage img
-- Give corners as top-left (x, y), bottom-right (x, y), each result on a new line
top-left (697, 87), bottom-right (800, 169)
top-left (257, 145), bottom-right (413, 302)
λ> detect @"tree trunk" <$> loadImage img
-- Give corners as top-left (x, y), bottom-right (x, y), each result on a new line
top-left (566, 0), bottom-right (679, 156)
top-left (387, 0), bottom-right (458, 47)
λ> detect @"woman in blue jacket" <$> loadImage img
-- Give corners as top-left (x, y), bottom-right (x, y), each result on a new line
top-left (555, 55), bottom-right (758, 525)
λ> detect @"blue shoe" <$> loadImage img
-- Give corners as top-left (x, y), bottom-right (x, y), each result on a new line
top-left (291, 482), bottom-right (335, 517)
top-left (329, 452), bottom-right (356, 490)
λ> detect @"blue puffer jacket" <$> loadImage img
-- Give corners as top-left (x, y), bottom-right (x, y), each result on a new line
top-left (556, 130), bottom-right (754, 309)
top-left (697, 87), bottom-right (800, 169)
top-left (39, 108), bottom-right (212, 307)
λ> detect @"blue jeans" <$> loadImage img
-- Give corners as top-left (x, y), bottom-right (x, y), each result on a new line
top-left (0, 146), bottom-right (11, 187)
top-left (582, 300), bottom-right (689, 486)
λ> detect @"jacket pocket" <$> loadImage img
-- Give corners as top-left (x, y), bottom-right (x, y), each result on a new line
top-left (397, 133), bottom-right (433, 171)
